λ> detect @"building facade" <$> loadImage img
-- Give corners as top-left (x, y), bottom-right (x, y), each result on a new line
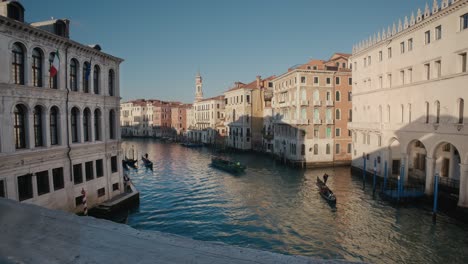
top-left (121, 99), bottom-right (154, 137)
top-left (0, 1), bottom-right (124, 212)
top-left (171, 103), bottom-right (191, 135)
top-left (349, 0), bottom-right (468, 207)
top-left (271, 54), bottom-right (352, 166)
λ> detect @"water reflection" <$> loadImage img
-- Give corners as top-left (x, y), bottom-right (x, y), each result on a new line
top-left (123, 138), bottom-right (468, 263)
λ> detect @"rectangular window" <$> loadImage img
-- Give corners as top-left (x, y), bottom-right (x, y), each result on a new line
top-left (348, 77), bottom-right (352, 85)
top-left (111, 156), bottom-right (118, 173)
top-left (408, 68), bottom-right (413, 83)
top-left (379, 51), bottom-right (382, 61)
top-left (408, 38), bottom-right (413, 51)
top-left (96, 159), bottom-right (104, 177)
top-left (335, 77), bottom-right (340, 85)
top-left (462, 13), bottom-right (468, 30)
top-left (387, 74), bottom-right (392, 88)
top-left (112, 183), bottom-right (119, 191)
top-left (388, 47), bottom-right (392, 58)
top-left (85, 161), bottom-right (94, 181)
top-left (400, 42), bottom-right (405, 54)
top-left (425, 63), bottom-right (431, 80)
top-left (52, 167), bottom-right (64, 190)
top-left (75, 196), bottom-right (83, 207)
top-left (246, 95), bottom-right (250, 103)
top-left (425, 30), bottom-right (431, 44)
top-left (73, 164), bottom-right (83, 185)
top-left (326, 127), bottom-right (331, 138)
top-left (435, 25), bottom-right (442, 40)
top-left (400, 70), bottom-right (405, 85)
top-left (461, 53), bottom-right (467, 73)
top-left (36, 170), bottom-right (50, 196)
top-left (314, 128), bottom-right (319, 137)
top-left (379, 76), bottom-right (383, 88)
top-left (0, 179), bottom-right (5, 198)
top-left (98, 187), bottom-right (105, 197)
top-left (313, 77), bottom-right (319, 85)
top-left (18, 174), bottom-right (33, 201)
top-left (435, 60), bottom-right (441, 78)
top-left (326, 78), bottom-right (331, 85)
top-left (347, 143), bottom-right (352, 154)
top-left (301, 76), bottom-right (306, 83)
top-left (335, 128), bottom-right (341, 137)
top-left (378, 136), bottom-right (382, 147)
top-left (335, 144), bottom-right (340, 154)
top-left (368, 56), bottom-right (371, 65)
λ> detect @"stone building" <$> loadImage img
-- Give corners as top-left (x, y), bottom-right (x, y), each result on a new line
top-left (121, 99), bottom-right (154, 137)
top-left (271, 53), bottom-right (352, 166)
top-left (349, 0), bottom-right (468, 207)
top-left (0, 1), bottom-right (124, 212)
top-left (171, 103), bottom-right (191, 135)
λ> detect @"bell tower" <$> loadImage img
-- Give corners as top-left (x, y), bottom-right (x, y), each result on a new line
top-left (195, 72), bottom-right (203, 102)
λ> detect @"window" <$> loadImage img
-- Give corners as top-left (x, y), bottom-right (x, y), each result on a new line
top-left (94, 109), bottom-right (101, 141)
top-left (0, 179), bottom-right (5, 198)
top-left (326, 144), bottom-right (330, 154)
top-left (335, 77), bottom-right (340, 85)
top-left (326, 78), bottom-right (331, 85)
top-left (379, 76), bottom-right (383, 88)
top-left (246, 95), bottom-right (250, 103)
top-left (313, 77), bottom-right (319, 85)
top-left (71, 107), bottom-right (79, 143)
top-left (408, 68), bottom-right (413, 83)
top-left (75, 196), bottom-right (83, 207)
top-left (32, 48), bottom-right (43, 87)
top-left (435, 101), bottom-right (440, 124)
top-left (387, 74), bottom-right (392, 88)
top-left (313, 144), bottom-right (318, 155)
top-left (48, 52), bottom-right (58, 89)
top-left (50, 106), bottom-right (59, 145)
top-left (425, 102), bottom-right (430, 123)
top-left (462, 13), bottom-right (468, 30)
top-left (364, 58), bottom-right (367, 67)
top-left (73, 164), bottom-right (83, 184)
top-left (111, 156), bottom-right (118, 173)
top-left (335, 144), bottom-right (340, 154)
top-left (82, 62), bottom-right (90, 93)
top-left (14, 104), bottom-right (27, 149)
top-left (348, 77), bottom-right (352, 85)
top-left (85, 161), bottom-right (94, 181)
top-left (347, 143), bottom-right (352, 154)
top-left (18, 174), bottom-right (33, 201)
top-left (326, 127), bottom-right (331, 138)
top-left (70, 59), bottom-right (78, 91)
top-left (108, 69), bottom-right (115, 96)
top-left (93, 65), bottom-right (100, 94)
top-left (400, 42), bottom-right (405, 54)
top-left (425, 63), bottom-right (431, 80)
top-left (368, 56), bottom-right (371, 65)
top-left (458, 99), bottom-right (464, 124)
top-left (335, 109), bottom-right (341, 120)
top-left (12, 42), bottom-right (25, 85)
top-left (408, 38), bottom-right (413, 51)
top-left (435, 25), bottom-right (442, 40)
top-left (96, 159), bottom-right (104, 177)
top-left (461, 53), bottom-right (467, 73)
top-left (400, 70), bottom-right (405, 85)
top-left (388, 47), bottom-right (392, 58)
top-left (435, 60), bottom-right (441, 78)
top-left (113, 183), bottom-right (119, 191)
top-left (52, 167), bottom-right (64, 190)
top-left (36, 170), bottom-right (49, 196)
top-left (33, 106), bottom-right (44, 147)
top-left (98, 187), bottom-right (105, 197)
top-left (335, 91), bottom-right (340, 102)
top-left (348, 92), bottom-right (352, 101)
top-left (83, 108), bottom-right (91, 142)
top-left (378, 136), bottom-right (382, 147)
top-left (425, 30), bottom-right (431, 44)
top-left (109, 110), bottom-right (116, 139)
top-left (301, 76), bottom-right (306, 83)
top-left (379, 51), bottom-right (382, 61)
top-left (335, 128), bottom-right (341, 137)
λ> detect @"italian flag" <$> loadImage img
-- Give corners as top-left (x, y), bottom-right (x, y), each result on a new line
top-left (49, 50), bottom-right (60, 77)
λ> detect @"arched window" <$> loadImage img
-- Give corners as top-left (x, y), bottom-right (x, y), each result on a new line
top-left (301, 108), bottom-right (307, 120)
top-left (435, 101), bottom-right (440, 124)
top-left (457, 98), bottom-right (464, 124)
top-left (83, 108), bottom-right (91, 142)
top-left (12, 43), bottom-right (25, 85)
top-left (425, 102), bottom-right (430, 123)
top-left (82, 62), bottom-right (90, 93)
top-left (32, 48), bottom-right (43, 87)
top-left (326, 143), bottom-right (330, 154)
top-left (109, 110), bottom-right (116, 139)
top-left (48, 52), bottom-right (58, 89)
top-left (14, 104), bottom-right (27, 149)
top-left (71, 107), bottom-right (79, 143)
top-left (313, 144), bottom-right (318, 155)
top-left (33, 106), bottom-right (44, 147)
top-left (93, 65), bottom-right (100, 94)
top-left (335, 91), bottom-right (341, 101)
top-left (108, 69), bottom-right (115, 96)
top-left (335, 109), bottom-right (341, 120)
top-left (50, 106), bottom-right (59, 145)
top-left (313, 89), bottom-right (319, 101)
top-left (70, 59), bottom-right (78, 91)
top-left (94, 109), bottom-right (101, 141)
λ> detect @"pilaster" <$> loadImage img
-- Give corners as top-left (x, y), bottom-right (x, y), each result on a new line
top-left (425, 157), bottom-right (435, 195)
top-left (457, 164), bottom-right (468, 208)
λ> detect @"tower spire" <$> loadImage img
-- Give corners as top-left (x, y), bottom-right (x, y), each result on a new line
top-left (195, 72), bottom-right (203, 102)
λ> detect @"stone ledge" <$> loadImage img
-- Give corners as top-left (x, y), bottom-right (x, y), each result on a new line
top-left (0, 198), bottom-right (356, 264)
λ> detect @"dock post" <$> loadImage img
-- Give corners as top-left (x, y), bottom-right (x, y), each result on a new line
top-left (400, 160), bottom-right (405, 196)
top-left (383, 161), bottom-right (388, 192)
top-left (432, 173), bottom-right (439, 223)
top-left (362, 156), bottom-right (366, 190)
top-left (373, 158), bottom-right (377, 197)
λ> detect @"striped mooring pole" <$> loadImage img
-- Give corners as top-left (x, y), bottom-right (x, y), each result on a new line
top-left (81, 188), bottom-right (88, 216)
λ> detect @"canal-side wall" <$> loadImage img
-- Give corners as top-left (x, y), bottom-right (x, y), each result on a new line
top-left (0, 198), bottom-right (352, 264)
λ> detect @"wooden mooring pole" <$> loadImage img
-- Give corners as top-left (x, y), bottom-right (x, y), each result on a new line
top-left (433, 173), bottom-right (440, 223)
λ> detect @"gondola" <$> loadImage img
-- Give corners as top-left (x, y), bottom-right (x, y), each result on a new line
top-left (181, 142), bottom-right (203, 148)
top-left (141, 155), bottom-right (153, 170)
top-left (316, 177), bottom-right (336, 204)
top-left (124, 156), bottom-right (138, 169)
top-left (211, 156), bottom-right (246, 174)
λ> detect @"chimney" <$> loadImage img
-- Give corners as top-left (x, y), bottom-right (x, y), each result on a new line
top-left (256, 75), bottom-right (261, 88)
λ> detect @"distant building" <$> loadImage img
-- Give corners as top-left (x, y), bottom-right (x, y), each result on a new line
top-left (349, 0), bottom-right (468, 207)
top-left (0, 1), bottom-right (124, 212)
top-left (121, 99), bottom-right (154, 137)
top-left (271, 53), bottom-right (352, 166)
top-left (171, 103), bottom-right (191, 135)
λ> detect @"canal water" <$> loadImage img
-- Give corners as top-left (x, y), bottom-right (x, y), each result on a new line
top-left (123, 138), bottom-right (468, 263)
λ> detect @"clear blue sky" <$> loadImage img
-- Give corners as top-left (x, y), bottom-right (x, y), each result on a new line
top-left (23, 0), bottom-right (428, 103)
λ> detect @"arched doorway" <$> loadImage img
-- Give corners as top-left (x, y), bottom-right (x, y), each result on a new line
top-left (434, 142), bottom-right (461, 195)
top-left (407, 140), bottom-right (427, 185)
top-left (388, 138), bottom-right (401, 177)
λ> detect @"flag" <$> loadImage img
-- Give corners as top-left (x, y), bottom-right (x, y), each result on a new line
top-left (49, 50), bottom-right (60, 77)
top-left (85, 58), bottom-right (92, 81)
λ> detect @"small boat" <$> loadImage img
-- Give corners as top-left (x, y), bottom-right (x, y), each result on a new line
top-left (211, 156), bottom-right (246, 174)
top-left (316, 177), bottom-right (336, 204)
top-left (141, 155), bottom-right (153, 170)
top-left (181, 142), bottom-right (203, 148)
top-left (124, 156), bottom-right (138, 169)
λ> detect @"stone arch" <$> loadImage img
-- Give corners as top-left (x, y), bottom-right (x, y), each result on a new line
top-left (432, 141), bottom-right (461, 180)
top-left (406, 139), bottom-right (428, 184)
top-left (388, 137), bottom-right (401, 176)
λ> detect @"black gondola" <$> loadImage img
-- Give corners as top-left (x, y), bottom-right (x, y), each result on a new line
top-left (124, 156), bottom-right (138, 169)
top-left (316, 177), bottom-right (336, 204)
top-left (141, 154), bottom-right (153, 170)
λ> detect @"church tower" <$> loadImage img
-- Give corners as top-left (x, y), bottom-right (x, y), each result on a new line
top-left (195, 72), bottom-right (203, 102)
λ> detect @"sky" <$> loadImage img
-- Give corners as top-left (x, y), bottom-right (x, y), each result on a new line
top-left (22, 0), bottom-right (430, 103)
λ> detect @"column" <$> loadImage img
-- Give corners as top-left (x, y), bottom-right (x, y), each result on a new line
top-left (27, 113), bottom-right (34, 150)
top-left (78, 112), bottom-right (84, 143)
top-left (90, 112), bottom-right (95, 142)
top-left (458, 164), bottom-right (468, 208)
top-left (425, 157), bottom-right (435, 195)
top-left (44, 109), bottom-right (51, 147)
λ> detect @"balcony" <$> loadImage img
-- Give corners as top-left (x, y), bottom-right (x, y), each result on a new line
top-left (313, 100), bottom-right (321, 106)
top-left (313, 119), bottom-right (322, 124)
top-left (326, 119), bottom-right (334, 124)
top-left (326, 101), bottom-right (334, 107)
top-left (300, 100), bottom-right (309, 106)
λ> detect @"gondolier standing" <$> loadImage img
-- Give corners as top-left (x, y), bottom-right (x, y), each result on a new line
top-left (323, 173), bottom-right (329, 184)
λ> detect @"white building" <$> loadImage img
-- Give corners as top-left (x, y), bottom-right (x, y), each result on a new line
top-left (121, 100), bottom-right (154, 137)
top-left (0, 1), bottom-right (125, 213)
top-left (349, 0), bottom-right (468, 207)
